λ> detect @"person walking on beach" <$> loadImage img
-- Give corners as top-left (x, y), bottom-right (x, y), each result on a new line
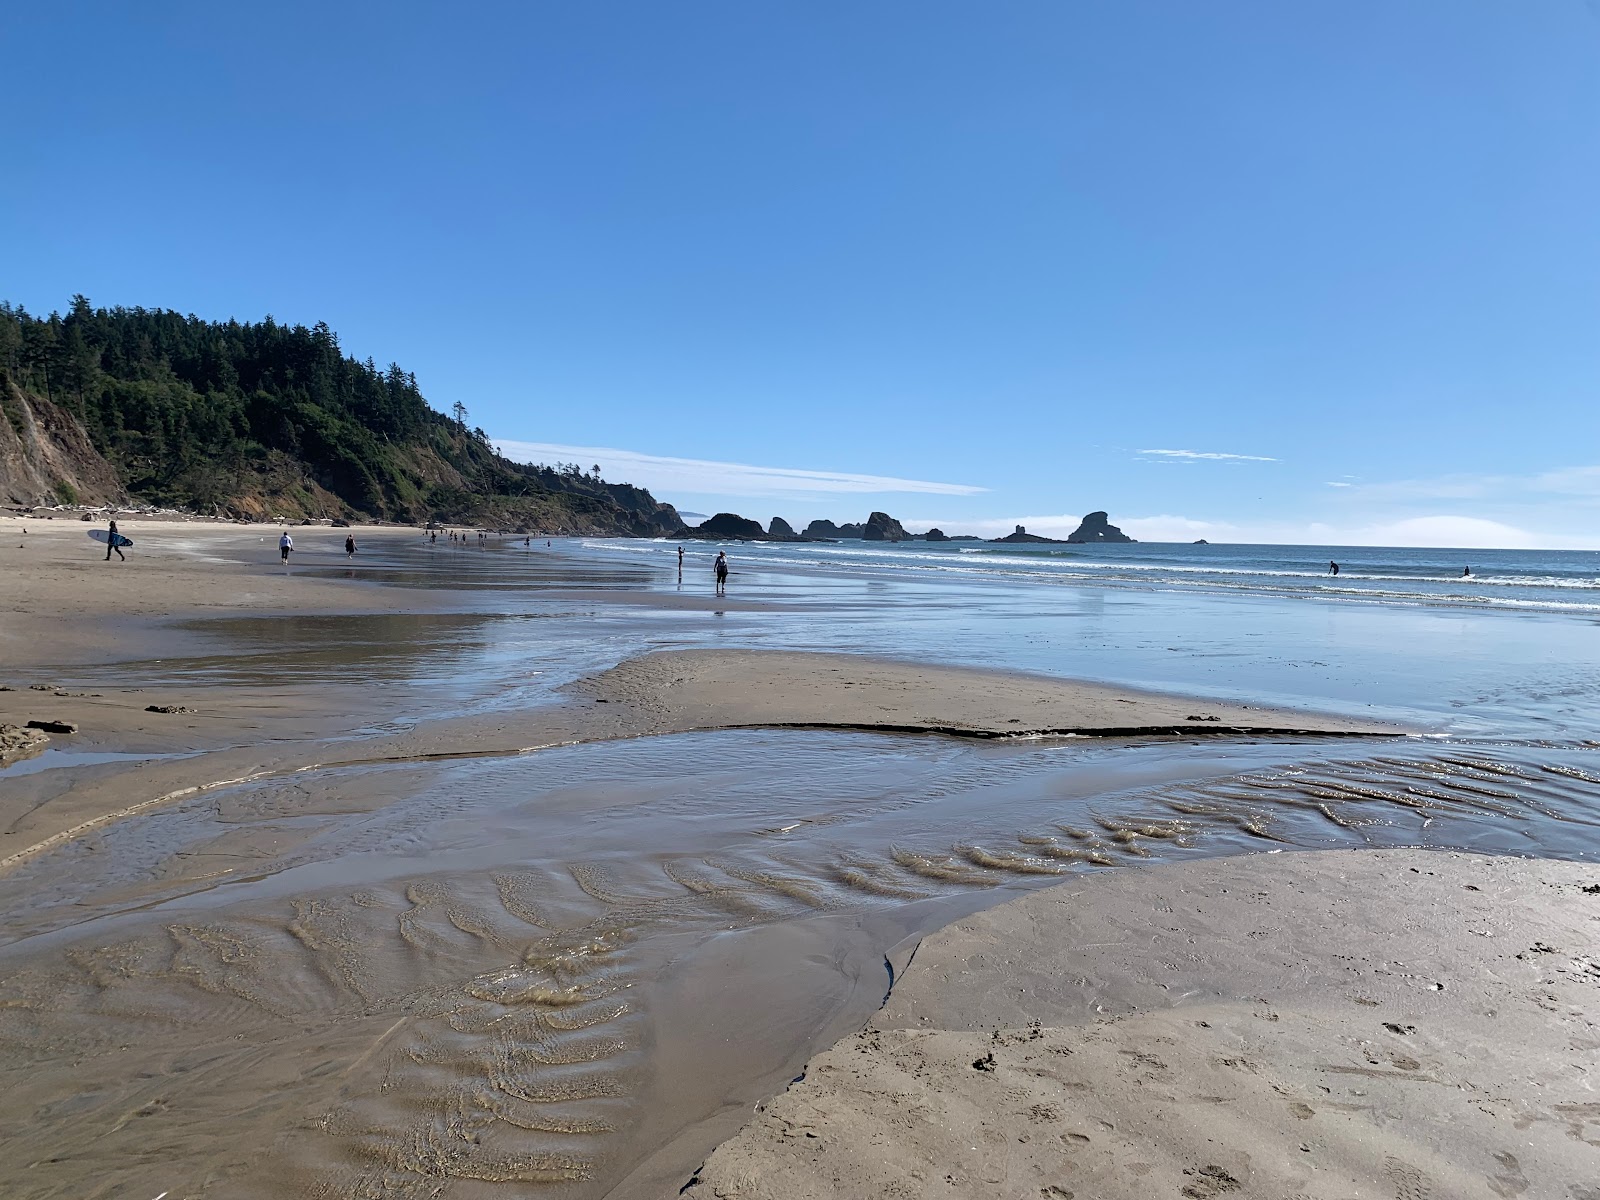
top-left (1328, 561), bottom-right (1339, 576)
top-left (345, 533), bottom-right (357, 559)
top-left (279, 531), bottom-right (293, 563)
top-left (678, 545), bottom-right (685, 577)
top-left (714, 550), bottom-right (728, 594)
top-left (104, 518), bottom-right (125, 562)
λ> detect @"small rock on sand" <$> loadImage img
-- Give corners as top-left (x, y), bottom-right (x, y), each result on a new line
top-left (25, 719), bottom-right (77, 734)
top-left (1, 723), bottom-right (50, 765)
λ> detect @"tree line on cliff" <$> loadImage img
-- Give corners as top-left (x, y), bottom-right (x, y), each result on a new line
top-left (0, 297), bottom-right (681, 532)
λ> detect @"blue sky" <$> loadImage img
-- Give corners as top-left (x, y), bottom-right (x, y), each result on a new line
top-left (7, 2), bottom-right (1600, 546)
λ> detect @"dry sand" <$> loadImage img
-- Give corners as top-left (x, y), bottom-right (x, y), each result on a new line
top-left (693, 847), bottom-right (1600, 1199)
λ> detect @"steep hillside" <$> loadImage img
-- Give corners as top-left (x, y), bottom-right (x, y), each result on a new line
top-left (0, 376), bottom-right (127, 507)
top-left (0, 298), bottom-right (683, 534)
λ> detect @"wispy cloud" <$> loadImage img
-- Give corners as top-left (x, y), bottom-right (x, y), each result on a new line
top-left (1137, 448), bottom-right (1278, 462)
top-left (495, 440), bottom-right (988, 499)
top-left (1331, 464), bottom-right (1600, 506)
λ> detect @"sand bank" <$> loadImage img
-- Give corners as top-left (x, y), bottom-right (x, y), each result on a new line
top-left (693, 847), bottom-right (1600, 1199)
top-left (579, 649), bottom-right (1402, 739)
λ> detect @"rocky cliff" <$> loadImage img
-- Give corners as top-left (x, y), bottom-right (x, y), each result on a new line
top-left (768, 517), bottom-right (796, 538)
top-left (1066, 511), bottom-right (1136, 543)
top-left (0, 375), bottom-right (127, 507)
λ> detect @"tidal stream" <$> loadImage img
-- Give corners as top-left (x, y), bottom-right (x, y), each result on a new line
top-left (3, 727), bottom-right (1598, 1199)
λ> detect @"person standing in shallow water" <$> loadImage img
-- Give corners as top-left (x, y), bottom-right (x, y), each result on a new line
top-left (1328, 561), bottom-right (1339, 576)
top-left (104, 518), bottom-right (125, 562)
top-left (714, 550), bottom-right (729, 595)
top-left (345, 533), bottom-right (357, 559)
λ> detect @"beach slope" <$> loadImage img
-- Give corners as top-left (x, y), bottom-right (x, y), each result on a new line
top-left (691, 848), bottom-right (1600, 1199)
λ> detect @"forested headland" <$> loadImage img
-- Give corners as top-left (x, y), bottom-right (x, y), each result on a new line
top-left (0, 297), bottom-right (682, 534)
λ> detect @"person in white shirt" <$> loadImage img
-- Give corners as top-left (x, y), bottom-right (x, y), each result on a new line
top-left (279, 531), bottom-right (293, 563)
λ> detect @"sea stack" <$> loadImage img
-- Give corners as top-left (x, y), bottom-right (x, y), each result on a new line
top-left (860, 511), bottom-right (908, 542)
top-left (1065, 511), bottom-right (1135, 544)
top-left (769, 517), bottom-right (796, 538)
top-left (988, 524), bottom-right (1068, 545)
top-left (689, 512), bottom-right (766, 539)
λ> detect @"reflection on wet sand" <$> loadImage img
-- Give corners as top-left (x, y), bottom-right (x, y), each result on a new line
top-left (2, 730), bottom-right (1598, 1198)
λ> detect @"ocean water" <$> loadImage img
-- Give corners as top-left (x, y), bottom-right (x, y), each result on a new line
top-left (73, 530), bottom-right (1600, 739)
top-left (590, 536), bottom-right (1600, 614)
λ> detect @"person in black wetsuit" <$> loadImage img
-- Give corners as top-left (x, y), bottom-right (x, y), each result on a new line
top-left (1328, 561), bottom-right (1339, 576)
top-left (105, 518), bottom-right (125, 562)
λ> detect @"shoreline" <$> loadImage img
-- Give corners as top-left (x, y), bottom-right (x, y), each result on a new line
top-left (1, 646), bottom-right (1404, 876)
top-left (8, 518), bottom-right (1583, 1200)
top-left (692, 846), bottom-right (1600, 1199)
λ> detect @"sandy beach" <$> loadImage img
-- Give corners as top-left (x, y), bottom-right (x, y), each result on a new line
top-left (693, 848), bottom-right (1600, 1199)
top-left (1, 520), bottom-right (1595, 1199)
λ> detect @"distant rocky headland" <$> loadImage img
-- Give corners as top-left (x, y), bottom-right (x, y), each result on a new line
top-left (674, 509), bottom-right (1136, 545)
top-left (1, 299), bottom-right (682, 535)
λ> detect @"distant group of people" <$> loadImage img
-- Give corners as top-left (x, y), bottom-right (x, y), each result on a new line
top-left (424, 528), bottom-right (552, 548)
top-left (91, 519), bottom-right (740, 595)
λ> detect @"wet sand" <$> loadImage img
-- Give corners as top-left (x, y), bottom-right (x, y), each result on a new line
top-left (9, 727), bottom-right (1598, 1200)
top-left (694, 848), bottom-right (1600, 1199)
top-left (1, 645), bottom-right (1400, 877)
top-left (2, 520), bottom-right (1592, 1199)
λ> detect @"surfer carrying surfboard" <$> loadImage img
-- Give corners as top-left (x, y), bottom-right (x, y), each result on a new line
top-left (104, 519), bottom-right (125, 562)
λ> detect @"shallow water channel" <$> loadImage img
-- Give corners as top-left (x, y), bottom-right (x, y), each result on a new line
top-left (3, 726), bottom-right (1599, 1199)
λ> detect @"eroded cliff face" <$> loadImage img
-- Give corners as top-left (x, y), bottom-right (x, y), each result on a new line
top-left (0, 376), bottom-right (126, 507)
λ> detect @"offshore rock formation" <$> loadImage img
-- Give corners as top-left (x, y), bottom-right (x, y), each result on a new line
top-left (683, 512), bottom-right (767, 539)
top-left (860, 511), bottom-right (908, 542)
top-left (1066, 511), bottom-right (1136, 544)
top-left (924, 527), bottom-right (948, 542)
top-left (988, 524), bottom-right (1068, 545)
top-left (768, 517), bottom-right (796, 538)
top-left (805, 519), bottom-right (865, 538)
